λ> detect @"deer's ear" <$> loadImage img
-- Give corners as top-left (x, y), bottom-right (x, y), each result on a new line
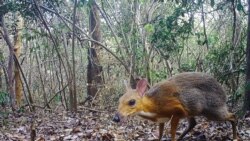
top-left (124, 80), bottom-right (130, 90)
top-left (136, 79), bottom-right (148, 97)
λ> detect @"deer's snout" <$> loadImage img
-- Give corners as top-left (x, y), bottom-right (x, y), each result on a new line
top-left (113, 112), bottom-right (121, 122)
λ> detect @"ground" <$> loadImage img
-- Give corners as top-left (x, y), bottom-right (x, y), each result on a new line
top-left (0, 105), bottom-right (250, 141)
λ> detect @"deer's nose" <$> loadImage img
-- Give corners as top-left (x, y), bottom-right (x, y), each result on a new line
top-left (113, 113), bottom-right (120, 122)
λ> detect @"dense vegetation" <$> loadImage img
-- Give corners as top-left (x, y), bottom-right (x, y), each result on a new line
top-left (0, 0), bottom-right (250, 140)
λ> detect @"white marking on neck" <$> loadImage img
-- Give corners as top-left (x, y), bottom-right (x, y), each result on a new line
top-left (137, 111), bottom-right (171, 123)
top-left (138, 111), bottom-right (156, 117)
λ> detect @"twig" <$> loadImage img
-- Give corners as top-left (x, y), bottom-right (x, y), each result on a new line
top-left (43, 84), bottom-right (69, 109)
top-left (38, 4), bottom-right (131, 74)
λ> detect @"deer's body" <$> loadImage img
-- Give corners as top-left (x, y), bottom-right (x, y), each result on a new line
top-left (113, 72), bottom-right (238, 141)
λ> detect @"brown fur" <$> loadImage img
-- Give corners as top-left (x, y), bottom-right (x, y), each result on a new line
top-left (116, 72), bottom-right (238, 141)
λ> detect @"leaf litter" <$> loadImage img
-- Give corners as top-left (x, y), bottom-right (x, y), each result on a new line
top-left (0, 105), bottom-right (249, 141)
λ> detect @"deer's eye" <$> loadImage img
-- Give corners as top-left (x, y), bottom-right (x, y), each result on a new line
top-left (128, 99), bottom-right (136, 106)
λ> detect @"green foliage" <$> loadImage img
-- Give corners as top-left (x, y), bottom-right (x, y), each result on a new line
top-left (144, 24), bottom-right (154, 34)
top-left (207, 33), bottom-right (219, 48)
top-left (17, 106), bottom-right (25, 113)
top-left (0, 50), bottom-right (4, 62)
top-left (0, 0), bottom-right (248, 112)
top-left (150, 69), bottom-right (167, 82)
top-left (205, 44), bottom-right (231, 81)
top-left (236, 0), bottom-right (244, 12)
top-left (246, 81), bottom-right (250, 92)
top-left (195, 32), bottom-right (205, 45)
top-left (23, 28), bottom-right (48, 41)
top-left (195, 32), bottom-right (219, 47)
top-left (210, 0), bottom-right (215, 7)
top-left (0, 91), bottom-right (9, 106)
top-left (0, 111), bottom-right (9, 126)
top-left (151, 6), bottom-right (194, 54)
top-left (227, 84), bottom-right (244, 105)
top-left (204, 40), bottom-right (245, 83)
top-left (179, 61), bottom-right (196, 72)
top-left (54, 94), bottom-right (62, 103)
top-left (0, 0), bottom-right (64, 19)
top-left (78, 0), bottom-right (88, 7)
top-left (0, 1), bottom-right (36, 18)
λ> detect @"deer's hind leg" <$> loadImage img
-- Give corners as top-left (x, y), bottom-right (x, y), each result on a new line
top-left (225, 113), bottom-right (238, 140)
top-left (178, 117), bottom-right (196, 140)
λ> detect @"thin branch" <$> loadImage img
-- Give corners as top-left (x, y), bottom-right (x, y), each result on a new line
top-left (38, 4), bottom-right (130, 73)
top-left (95, 2), bottom-right (125, 61)
top-left (201, 3), bottom-right (209, 49)
top-left (39, 4), bottom-right (90, 38)
top-left (80, 38), bottom-right (130, 73)
top-left (44, 84), bottom-right (69, 109)
top-left (32, 0), bottom-right (70, 93)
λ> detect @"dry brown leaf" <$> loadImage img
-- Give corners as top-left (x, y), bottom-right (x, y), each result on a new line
top-left (35, 136), bottom-right (45, 141)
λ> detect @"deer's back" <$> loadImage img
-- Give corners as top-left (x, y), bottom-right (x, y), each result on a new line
top-left (168, 72), bottom-right (227, 117)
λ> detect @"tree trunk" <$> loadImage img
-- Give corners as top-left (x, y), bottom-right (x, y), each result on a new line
top-left (87, 0), bottom-right (103, 100)
top-left (0, 50), bottom-right (3, 90)
top-left (244, 0), bottom-right (250, 112)
top-left (129, 0), bottom-right (140, 89)
top-left (14, 14), bottom-right (24, 107)
top-left (0, 14), bottom-right (16, 109)
top-left (69, 0), bottom-right (78, 112)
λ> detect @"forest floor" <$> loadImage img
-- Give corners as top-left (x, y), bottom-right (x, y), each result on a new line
top-left (0, 105), bottom-right (250, 141)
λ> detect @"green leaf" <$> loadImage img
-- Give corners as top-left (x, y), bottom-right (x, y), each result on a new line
top-left (237, 1), bottom-right (244, 12)
top-left (198, 0), bottom-right (203, 5)
top-left (0, 91), bottom-right (9, 105)
top-left (144, 24), bottom-right (154, 33)
top-left (80, 0), bottom-right (86, 4)
top-left (211, 0), bottom-right (215, 7)
top-left (182, 0), bottom-right (187, 7)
